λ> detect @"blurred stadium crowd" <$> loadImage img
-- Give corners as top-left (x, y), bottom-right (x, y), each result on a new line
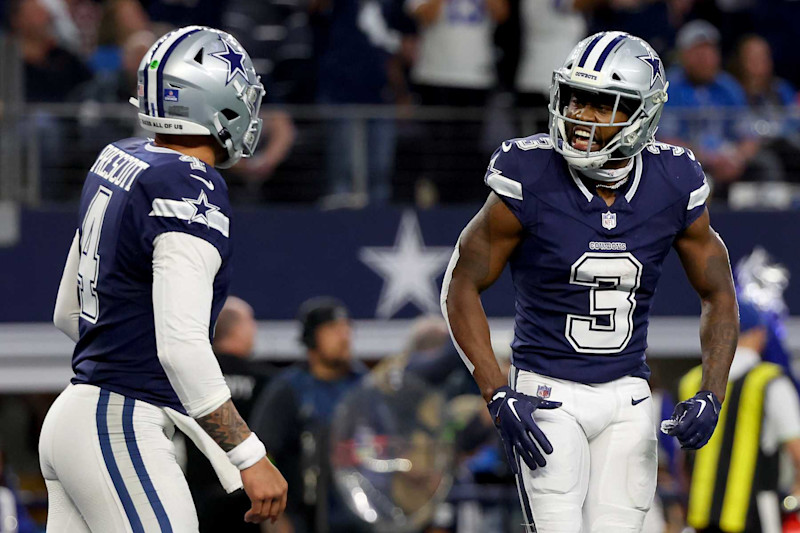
top-left (2, 0), bottom-right (800, 532)
top-left (1, 0), bottom-right (799, 207)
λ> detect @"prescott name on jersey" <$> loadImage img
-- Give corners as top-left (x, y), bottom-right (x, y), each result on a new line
top-left (71, 138), bottom-right (233, 413)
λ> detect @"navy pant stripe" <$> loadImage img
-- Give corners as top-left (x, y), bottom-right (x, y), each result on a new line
top-left (123, 397), bottom-right (173, 533)
top-left (510, 367), bottom-right (536, 532)
top-left (97, 389), bottom-right (144, 533)
top-left (514, 452), bottom-right (537, 533)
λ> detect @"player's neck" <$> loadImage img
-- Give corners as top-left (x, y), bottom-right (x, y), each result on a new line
top-left (154, 135), bottom-right (218, 167)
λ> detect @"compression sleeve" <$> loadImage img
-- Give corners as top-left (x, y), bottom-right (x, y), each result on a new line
top-left (53, 230), bottom-right (80, 342)
top-left (152, 231), bottom-right (231, 418)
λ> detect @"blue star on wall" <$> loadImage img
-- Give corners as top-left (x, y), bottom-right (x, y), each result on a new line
top-left (210, 38), bottom-right (247, 86)
top-left (637, 52), bottom-right (663, 89)
top-left (183, 190), bottom-right (219, 227)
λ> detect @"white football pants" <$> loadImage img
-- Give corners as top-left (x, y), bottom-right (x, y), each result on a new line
top-left (39, 384), bottom-right (198, 532)
top-left (510, 368), bottom-right (658, 533)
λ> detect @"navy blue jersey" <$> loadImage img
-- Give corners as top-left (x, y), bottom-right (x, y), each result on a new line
top-left (71, 138), bottom-right (233, 413)
top-left (485, 134), bottom-right (708, 384)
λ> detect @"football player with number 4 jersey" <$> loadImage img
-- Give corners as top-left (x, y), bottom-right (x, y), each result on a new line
top-left (39, 27), bottom-right (288, 531)
top-left (441, 32), bottom-right (739, 532)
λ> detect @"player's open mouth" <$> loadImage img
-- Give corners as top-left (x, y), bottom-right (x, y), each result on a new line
top-left (570, 128), bottom-right (600, 151)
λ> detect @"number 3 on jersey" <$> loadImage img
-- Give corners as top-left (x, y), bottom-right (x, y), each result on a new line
top-left (78, 187), bottom-right (113, 323)
top-left (566, 252), bottom-right (643, 354)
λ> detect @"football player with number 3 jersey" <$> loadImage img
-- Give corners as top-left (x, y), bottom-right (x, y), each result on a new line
top-left (441, 32), bottom-right (738, 532)
top-left (39, 27), bottom-right (288, 531)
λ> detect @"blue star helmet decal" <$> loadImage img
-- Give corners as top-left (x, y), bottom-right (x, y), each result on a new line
top-left (210, 38), bottom-right (247, 86)
top-left (636, 52), bottom-right (663, 89)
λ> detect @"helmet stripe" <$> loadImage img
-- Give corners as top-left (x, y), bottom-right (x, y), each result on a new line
top-left (578, 33), bottom-right (605, 68)
top-left (155, 28), bottom-right (202, 117)
top-left (142, 32), bottom-right (173, 116)
top-left (145, 26), bottom-right (202, 118)
top-left (593, 34), bottom-right (627, 71)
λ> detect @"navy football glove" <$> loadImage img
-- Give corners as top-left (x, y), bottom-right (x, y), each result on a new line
top-left (487, 385), bottom-right (561, 474)
top-left (660, 390), bottom-right (721, 450)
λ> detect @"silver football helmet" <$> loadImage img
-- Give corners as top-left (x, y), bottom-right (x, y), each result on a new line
top-left (132, 26), bottom-right (265, 169)
top-left (549, 31), bottom-right (669, 171)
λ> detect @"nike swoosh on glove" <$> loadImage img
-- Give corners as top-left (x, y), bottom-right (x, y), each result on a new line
top-left (487, 385), bottom-right (561, 473)
top-left (660, 390), bottom-right (721, 450)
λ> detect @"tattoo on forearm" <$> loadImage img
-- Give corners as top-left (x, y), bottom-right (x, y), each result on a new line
top-left (196, 400), bottom-right (251, 452)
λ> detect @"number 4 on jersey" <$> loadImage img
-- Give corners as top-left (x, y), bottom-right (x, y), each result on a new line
top-left (78, 187), bottom-right (113, 323)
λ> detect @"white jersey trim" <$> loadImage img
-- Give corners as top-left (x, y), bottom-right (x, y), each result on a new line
top-left (624, 153), bottom-right (643, 203)
top-left (149, 197), bottom-right (230, 238)
top-left (687, 178), bottom-right (710, 210)
top-left (440, 236), bottom-right (476, 373)
top-left (486, 155), bottom-right (523, 201)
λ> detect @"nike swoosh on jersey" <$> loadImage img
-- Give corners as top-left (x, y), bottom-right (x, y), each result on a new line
top-left (190, 174), bottom-right (214, 190)
top-left (631, 396), bottom-right (650, 406)
top-left (502, 141), bottom-right (514, 152)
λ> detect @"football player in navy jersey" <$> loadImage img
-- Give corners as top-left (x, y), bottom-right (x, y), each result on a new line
top-left (39, 27), bottom-right (288, 531)
top-left (441, 32), bottom-right (739, 532)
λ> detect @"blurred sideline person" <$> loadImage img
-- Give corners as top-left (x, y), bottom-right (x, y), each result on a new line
top-left (250, 297), bottom-right (366, 533)
top-left (681, 299), bottom-right (800, 533)
top-left (658, 20), bottom-right (762, 199)
top-left (441, 31), bottom-right (738, 532)
top-left (40, 26), bottom-right (287, 531)
top-left (0, 441), bottom-right (38, 533)
top-left (187, 296), bottom-right (277, 533)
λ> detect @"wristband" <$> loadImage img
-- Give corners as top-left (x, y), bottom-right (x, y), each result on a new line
top-left (226, 433), bottom-right (267, 470)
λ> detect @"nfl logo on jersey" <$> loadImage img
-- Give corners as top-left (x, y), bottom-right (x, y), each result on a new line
top-left (537, 385), bottom-right (552, 399)
top-left (602, 211), bottom-right (617, 230)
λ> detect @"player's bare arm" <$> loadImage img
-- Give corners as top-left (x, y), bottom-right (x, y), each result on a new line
top-left (674, 208), bottom-right (738, 402)
top-left (444, 192), bottom-right (523, 402)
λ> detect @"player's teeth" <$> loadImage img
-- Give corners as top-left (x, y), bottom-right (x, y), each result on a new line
top-left (575, 131), bottom-right (591, 139)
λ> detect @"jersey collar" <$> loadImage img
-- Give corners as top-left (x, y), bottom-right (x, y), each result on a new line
top-left (569, 152), bottom-right (643, 205)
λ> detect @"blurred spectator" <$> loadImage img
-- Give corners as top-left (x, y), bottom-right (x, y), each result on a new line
top-left (74, 29), bottom-right (154, 104)
top-left (408, 0), bottom-right (507, 106)
top-left (0, 442), bottom-right (38, 533)
top-left (658, 20), bottom-right (764, 199)
top-left (223, 0), bottom-right (315, 104)
top-left (407, 0), bottom-right (507, 204)
top-left (37, 0), bottom-right (83, 56)
top-left (185, 296), bottom-right (276, 533)
top-left (71, 29), bottom-right (155, 155)
top-left (643, 371), bottom-right (688, 533)
top-left (89, 0), bottom-right (150, 74)
top-left (730, 34), bottom-right (800, 182)
top-left (140, 0), bottom-right (224, 29)
top-left (8, 0), bottom-right (91, 102)
top-left (250, 297), bottom-right (366, 533)
top-left (313, 0), bottom-right (410, 207)
top-left (680, 299), bottom-right (800, 533)
top-left (588, 0), bottom-right (681, 57)
top-left (227, 109), bottom-right (297, 202)
top-left (370, 315), bottom-right (477, 399)
top-left (515, 0), bottom-right (588, 130)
